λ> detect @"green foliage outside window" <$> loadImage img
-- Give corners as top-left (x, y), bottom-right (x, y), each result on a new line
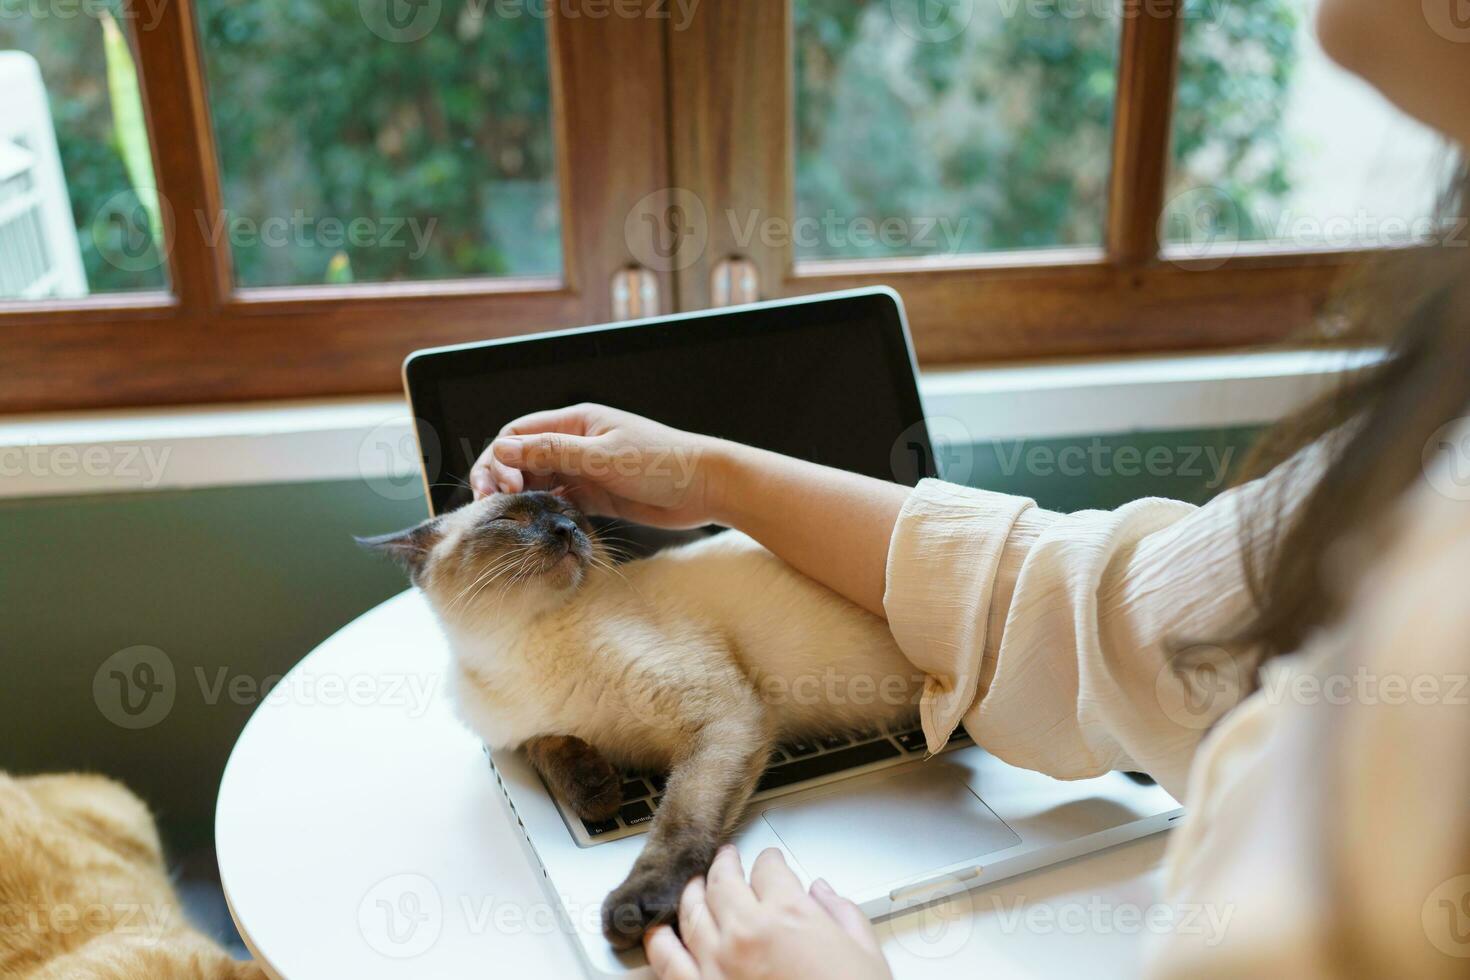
top-left (795, 0), bottom-right (1298, 259)
top-left (0, 0), bottom-right (1296, 292)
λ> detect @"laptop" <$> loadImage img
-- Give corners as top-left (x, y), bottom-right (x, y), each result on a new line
top-left (402, 287), bottom-right (1182, 977)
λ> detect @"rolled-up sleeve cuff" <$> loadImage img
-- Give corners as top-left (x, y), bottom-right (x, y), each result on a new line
top-left (884, 479), bottom-right (1037, 754)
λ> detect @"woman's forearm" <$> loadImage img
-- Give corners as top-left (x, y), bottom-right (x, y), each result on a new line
top-left (473, 404), bottom-right (911, 616)
top-left (706, 442), bottom-right (910, 618)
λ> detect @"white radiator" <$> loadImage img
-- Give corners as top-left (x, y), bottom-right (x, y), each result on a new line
top-left (0, 51), bottom-right (87, 299)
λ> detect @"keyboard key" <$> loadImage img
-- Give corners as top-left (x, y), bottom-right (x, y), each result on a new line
top-left (582, 817), bottom-right (620, 837)
top-left (621, 778), bottom-right (650, 799)
top-left (818, 733), bottom-right (852, 750)
top-left (784, 738), bottom-right (819, 758)
top-left (652, 795), bottom-right (663, 809)
top-left (648, 772), bottom-right (668, 792)
top-left (757, 739), bottom-right (900, 793)
top-left (767, 747), bottom-right (788, 766)
top-left (894, 729), bottom-right (927, 753)
top-left (620, 800), bottom-right (655, 826)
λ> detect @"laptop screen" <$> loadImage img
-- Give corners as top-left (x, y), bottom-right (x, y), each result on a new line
top-left (405, 290), bottom-right (933, 515)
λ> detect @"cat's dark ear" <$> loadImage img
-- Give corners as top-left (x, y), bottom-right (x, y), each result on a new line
top-left (356, 517), bottom-right (442, 577)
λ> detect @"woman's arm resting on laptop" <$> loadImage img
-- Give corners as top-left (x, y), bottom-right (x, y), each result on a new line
top-left (470, 403), bottom-right (908, 617)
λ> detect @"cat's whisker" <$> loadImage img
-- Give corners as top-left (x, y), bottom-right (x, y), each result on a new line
top-left (584, 549), bottom-right (644, 599)
top-left (449, 551), bottom-right (527, 612)
top-left (468, 552), bottom-right (536, 611)
top-left (450, 551), bottom-right (521, 601)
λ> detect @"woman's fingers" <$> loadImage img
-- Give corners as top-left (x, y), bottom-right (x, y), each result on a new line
top-left (644, 924), bottom-right (700, 980)
top-left (471, 406), bottom-right (598, 497)
top-left (704, 845), bottom-right (761, 923)
top-left (809, 878), bottom-right (883, 955)
top-left (486, 433), bottom-right (607, 500)
top-left (501, 405), bottom-right (596, 440)
top-left (748, 848), bottom-right (808, 906)
top-left (471, 452), bottom-right (512, 496)
top-left (678, 876), bottom-right (722, 964)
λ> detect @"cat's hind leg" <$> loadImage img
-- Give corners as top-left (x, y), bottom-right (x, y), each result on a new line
top-left (524, 734), bottom-right (622, 822)
top-left (600, 697), bottom-right (773, 949)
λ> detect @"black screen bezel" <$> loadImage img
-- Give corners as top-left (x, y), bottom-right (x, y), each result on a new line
top-left (403, 289), bottom-right (933, 516)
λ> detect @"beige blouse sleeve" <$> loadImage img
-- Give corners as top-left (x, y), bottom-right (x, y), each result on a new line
top-left (882, 447), bottom-right (1323, 801)
top-left (883, 442), bottom-right (1470, 976)
top-left (1149, 479), bottom-right (1470, 978)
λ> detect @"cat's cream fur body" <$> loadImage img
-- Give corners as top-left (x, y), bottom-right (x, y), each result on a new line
top-left (367, 490), bottom-right (920, 946)
top-left (438, 529), bottom-right (920, 769)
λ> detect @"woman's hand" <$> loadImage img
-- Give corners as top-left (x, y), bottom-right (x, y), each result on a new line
top-left (470, 403), bottom-right (729, 529)
top-left (644, 847), bottom-right (892, 980)
top-left (474, 403), bottom-right (909, 616)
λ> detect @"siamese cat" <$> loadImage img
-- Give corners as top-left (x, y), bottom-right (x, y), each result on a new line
top-left (363, 490), bottom-right (921, 948)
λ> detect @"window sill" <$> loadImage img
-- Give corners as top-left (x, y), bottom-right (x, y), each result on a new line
top-left (0, 348), bottom-right (1376, 501)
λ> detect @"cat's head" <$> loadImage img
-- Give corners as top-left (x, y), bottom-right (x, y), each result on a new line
top-left (359, 490), bottom-right (600, 617)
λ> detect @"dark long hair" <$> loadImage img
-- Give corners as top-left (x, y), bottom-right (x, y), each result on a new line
top-left (1235, 162), bottom-right (1470, 662)
top-left (1229, 162), bottom-right (1470, 978)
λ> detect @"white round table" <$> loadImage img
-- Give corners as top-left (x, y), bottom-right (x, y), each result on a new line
top-left (217, 590), bottom-right (1175, 979)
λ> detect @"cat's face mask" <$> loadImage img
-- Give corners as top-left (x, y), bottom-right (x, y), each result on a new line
top-left (359, 491), bottom-right (599, 599)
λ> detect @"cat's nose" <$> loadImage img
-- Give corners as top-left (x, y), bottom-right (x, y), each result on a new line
top-left (548, 515), bottom-right (578, 545)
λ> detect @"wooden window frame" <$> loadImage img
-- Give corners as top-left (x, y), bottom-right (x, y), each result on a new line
top-left (1, 0), bottom-right (1368, 413)
top-left (0, 0), bottom-right (674, 412)
top-left (666, 1), bottom-right (1358, 365)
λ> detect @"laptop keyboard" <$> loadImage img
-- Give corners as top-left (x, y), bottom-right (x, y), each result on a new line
top-left (578, 725), bottom-right (972, 839)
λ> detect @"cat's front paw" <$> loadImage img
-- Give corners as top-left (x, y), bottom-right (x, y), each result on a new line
top-left (601, 866), bottom-right (689, 950)
top-left (568, 753), bottom-right (621, 822)
top-left (525, 734), bottom-right (622, 822)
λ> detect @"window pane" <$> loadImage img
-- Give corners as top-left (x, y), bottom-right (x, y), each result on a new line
top-left (1165, 0), bottom-right (1448, 255)
top-left (794, 0), bottom-right (1120, 262)
top-left (0, 6), bottom-right (169, 299)
top-left (194, 0), bottom-right (560, 287)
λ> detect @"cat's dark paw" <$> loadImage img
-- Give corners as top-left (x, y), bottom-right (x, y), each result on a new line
top-left (601, 867), bottom-right (688, 950)
top-left (568, 755), bottom-right (620, 822)
top-left (525, 734), bottom-right (622, 823)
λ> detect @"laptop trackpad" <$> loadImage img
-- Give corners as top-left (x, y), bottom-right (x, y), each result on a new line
top-left (760, 765), bottom-right (1021, 896)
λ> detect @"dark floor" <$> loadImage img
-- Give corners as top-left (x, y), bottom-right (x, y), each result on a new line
top-left (174, 846), bottom-right (251, 960)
